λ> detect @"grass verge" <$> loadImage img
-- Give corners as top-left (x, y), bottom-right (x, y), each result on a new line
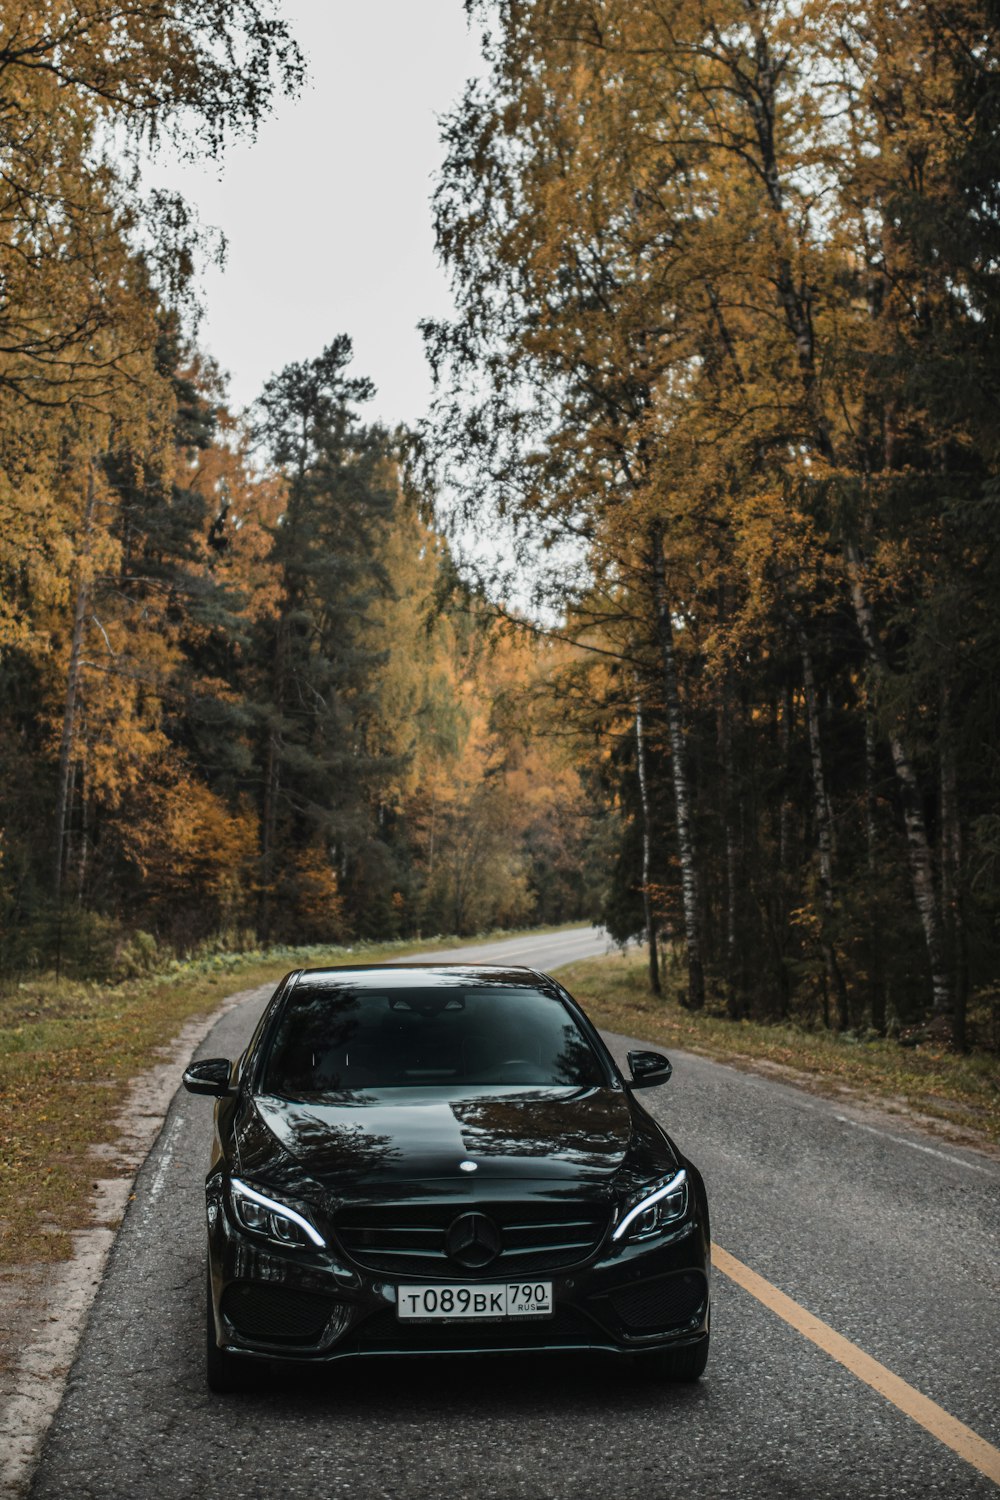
top-left (559, 950), bottom-right (1000, 1149)
top-left (0, 926), bottom-right (578, 1266)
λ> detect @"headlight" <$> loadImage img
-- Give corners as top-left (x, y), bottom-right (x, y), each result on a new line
top-left (612, 1169), bottom-right (688, 1243)
top-left (228, 1178), bottom-right (326, 1249)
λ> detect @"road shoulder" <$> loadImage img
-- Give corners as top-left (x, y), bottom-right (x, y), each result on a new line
top-left (0, 983), bottom-right (267, 1500)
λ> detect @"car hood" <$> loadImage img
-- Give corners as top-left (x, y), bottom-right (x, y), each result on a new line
top-left (238, 1085), bottom-right (649, 1194)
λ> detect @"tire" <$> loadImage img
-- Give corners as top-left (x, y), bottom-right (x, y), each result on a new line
top-left (634, 1330), bottom-right (710, 1382)
top-left (206, 1270), bottom-right (252, 1394)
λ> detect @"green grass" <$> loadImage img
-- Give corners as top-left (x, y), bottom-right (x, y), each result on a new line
top-left (559, 950), bottom-right (1000, 1148)
top-left (0, 925), bottom-right (582, 1266)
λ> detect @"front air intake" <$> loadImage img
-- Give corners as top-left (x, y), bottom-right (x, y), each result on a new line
top-left (221, 1282), bottom-right (343, 1344)
top-left (608, 1271), bottom-right (706, 1332)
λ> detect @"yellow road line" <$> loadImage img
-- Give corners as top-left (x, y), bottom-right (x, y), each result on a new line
top-left (713, 1244), bottom-right (1000, 1489)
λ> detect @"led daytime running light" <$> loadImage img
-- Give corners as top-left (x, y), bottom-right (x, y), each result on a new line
top-left (230, 1177), bottom-right (326, 1248)
top-left (612, 1169), bottom-right (687, 1242)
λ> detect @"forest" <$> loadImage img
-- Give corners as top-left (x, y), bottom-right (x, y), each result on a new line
top-left (1, 0), bottom-right (999, 1054)
top-left (0, 0), bottom-right (599, 984)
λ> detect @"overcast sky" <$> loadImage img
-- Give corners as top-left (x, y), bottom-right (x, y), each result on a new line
top-left (146, 2), bottom-right (483, 428)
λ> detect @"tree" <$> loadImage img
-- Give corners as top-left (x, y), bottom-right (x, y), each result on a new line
top-left (251, 339), bottom-right (401, 939)
top-left (0, 0), bottom-right (302, 407)
top-left (426, 0), bottom-right (1000, 1043)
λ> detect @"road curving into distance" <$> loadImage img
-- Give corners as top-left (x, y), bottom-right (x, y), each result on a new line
top-left (26, 927), bottom-right (1000, 1499)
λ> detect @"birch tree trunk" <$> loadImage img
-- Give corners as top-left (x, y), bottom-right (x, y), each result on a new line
top-left (766, 685), bottom-right (794, 1019)
top-left (845, 539), bottom-right (953, 1038)
top-left (634, 693), bottom-right (661, 996)
top-left (650, 534), bottom-right (705, 1010)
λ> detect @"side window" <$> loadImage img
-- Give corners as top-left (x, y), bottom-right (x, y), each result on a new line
top-left (239, 972), bottom-right (297, 1087)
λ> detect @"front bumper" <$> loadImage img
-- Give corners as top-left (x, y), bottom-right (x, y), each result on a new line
top-left (206, 1180), bottom-right (711, 1364)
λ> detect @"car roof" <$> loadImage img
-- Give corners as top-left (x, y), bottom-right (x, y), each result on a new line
top-left (286, 964), bottom-right (552, 990)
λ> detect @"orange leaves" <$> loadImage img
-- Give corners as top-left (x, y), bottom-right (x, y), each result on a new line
top-left (281, 849), bottom-right (347, 944)
top-left (118, 765), bottom-right (258, 908)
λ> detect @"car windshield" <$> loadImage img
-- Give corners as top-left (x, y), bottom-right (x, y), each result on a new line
top-left (262, 981), bottom-right (606, 1094)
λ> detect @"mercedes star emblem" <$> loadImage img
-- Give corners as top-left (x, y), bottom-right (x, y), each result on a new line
top-left (445, 1211), bottom-right (502, 1269)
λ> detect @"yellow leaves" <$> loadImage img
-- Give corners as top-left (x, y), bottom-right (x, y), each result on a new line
top-left (0, 476), bottom-right (67, 653)
top-left (0, 0), bottom-right (300, 410)
top-left (283, 848), bottom-right (346, 941)
top-left (118, 767), bottom-right (258, 905)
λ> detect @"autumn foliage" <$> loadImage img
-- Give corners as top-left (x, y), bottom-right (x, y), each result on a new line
top-left (3, 0), bottom-right (998, 1056)
top-left (0, 0), bottom-right (593, 981)
top-left (426, 0), bottom-right (1000, 1048)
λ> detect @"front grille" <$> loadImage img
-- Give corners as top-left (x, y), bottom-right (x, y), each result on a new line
top-left (221, 1282), bottom-right (342, 1344)
top-left (335, 1201), bottom-right (610, 1277)
top-left (608, 1271), bottom-right (706, 1332)
top-left (354, 1306), bottom-right (604, 1353)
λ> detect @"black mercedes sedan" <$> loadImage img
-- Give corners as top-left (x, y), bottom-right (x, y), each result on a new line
top-left (183, 964), bottom-right (711, 1391)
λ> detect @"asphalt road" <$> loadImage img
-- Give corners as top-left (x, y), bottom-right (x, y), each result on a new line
top-left (28, 929), bottom-right (1000, 1499)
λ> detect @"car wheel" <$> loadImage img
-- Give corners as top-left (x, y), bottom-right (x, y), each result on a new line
top-left (634, 1330), bottom-right (710, 1382)
top-left (206, 1271), bottom-right (251, 1394)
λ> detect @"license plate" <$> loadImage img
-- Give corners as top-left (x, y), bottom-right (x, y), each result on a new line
top-left (396, 1282), bottom-right (553, 1321)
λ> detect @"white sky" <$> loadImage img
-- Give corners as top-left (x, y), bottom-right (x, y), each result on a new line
top-left (145, 1), bottom-right (483, 428)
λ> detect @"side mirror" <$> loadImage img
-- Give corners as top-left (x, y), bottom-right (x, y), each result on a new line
top-left (627, 1050), bottom-right (672, 1089)
top-left (182, 1057), bottom-right (234, 1097)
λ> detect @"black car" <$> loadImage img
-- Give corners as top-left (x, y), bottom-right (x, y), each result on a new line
top-left (183, 964), bottom-right (711, 1391)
